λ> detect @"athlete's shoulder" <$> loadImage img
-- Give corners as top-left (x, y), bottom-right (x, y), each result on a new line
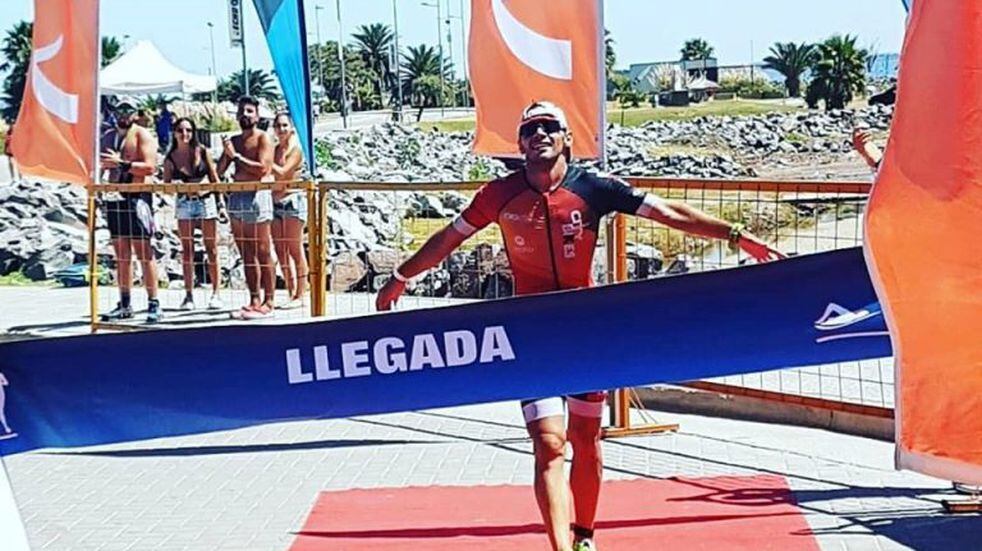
top-left (477, 170), bottom-right (527, 199)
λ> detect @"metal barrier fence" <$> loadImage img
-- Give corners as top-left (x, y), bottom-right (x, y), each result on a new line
top-left (87, 177), bottom-right (892, 417)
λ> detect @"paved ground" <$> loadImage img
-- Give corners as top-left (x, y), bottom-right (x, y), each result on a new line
top-left (3, 401), bottom-right (978, 550)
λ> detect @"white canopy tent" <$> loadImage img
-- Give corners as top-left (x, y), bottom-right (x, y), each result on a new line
top-left (100, 40), bottom-right (217, 96)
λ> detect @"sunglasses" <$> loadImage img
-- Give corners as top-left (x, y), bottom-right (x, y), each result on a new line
top-left (519, 119), bottom-right (564, 139)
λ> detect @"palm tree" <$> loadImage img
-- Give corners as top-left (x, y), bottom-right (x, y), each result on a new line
top-left (217, 69), bottom-right (281, 103)
top-left (763, 42), bottom-right (817, 98)
top-left (0, 21), bottom-right (33, 121)
top-left (1, 21), bottom-right (126, 121)
top-left (680, 38), bottom-right (714, 62)
top-left (401, 44), bottom-right (445, 116)
top-left (351, 23), bottom-right (394, 106)
top-left (604, 29), bottom-right (616, 78)
top-left (806, 34), bottom-right (868, 110)
top-left (101, 36), bottom-right (123, 67)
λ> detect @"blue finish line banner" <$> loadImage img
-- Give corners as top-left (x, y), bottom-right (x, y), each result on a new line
top-left (0, 248), bottom-right (891, 456)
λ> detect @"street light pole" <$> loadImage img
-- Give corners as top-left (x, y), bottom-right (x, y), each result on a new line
top-left (421, 1), bottom-right (445, 117)
top-left (336, 0), bottom-right (348, 128)
top-left (458, 0), bottom-right (468, 106)
top-left (392, 0), bottom-right (404, 122)
top-left (314, 6), bottom-right (326, 95)
top-left (444, 1), bottom-right (455, 108)
top-left (240, 6), bottom-right (249, 96)
top-left (446, 2), bottom-right (467, 108)
top-left (207, 22), bottom-right (218, 103)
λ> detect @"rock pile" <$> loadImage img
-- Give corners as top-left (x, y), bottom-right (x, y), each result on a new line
top-left (1, 106), bottom-right (892, 295)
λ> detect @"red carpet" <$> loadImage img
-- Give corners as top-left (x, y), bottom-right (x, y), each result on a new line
top-left (290, 475), bottom-right (818, 550)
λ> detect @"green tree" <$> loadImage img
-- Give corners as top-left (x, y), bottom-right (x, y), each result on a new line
top-left (0, 21), bottom-right (33, 121)
top-left (101, 36), bottom-right (123, 67)
top-left (309, 41), bottom-right (380, 112)
top-left (1, 21), bottom-right (126, 121)
top-left (806, 34), bottom-right (868, 110)
top-left (400, 44), bottom-right (451, 118)
top-left (217, 69), bottom-right (281, 103)
top-left (680, 38), bottom-right (715, 62)
top-left (762, 41), bottom-right (817, 98)
top-left (604, 29), bottom-right (616, 78)
top-left (351, 23), bottom-right (395, 107)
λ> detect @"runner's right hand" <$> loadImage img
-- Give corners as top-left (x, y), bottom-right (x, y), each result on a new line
top-left (376, 277), bottom-right (406, 311)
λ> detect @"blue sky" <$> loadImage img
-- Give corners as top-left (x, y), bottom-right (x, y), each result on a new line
top-left (1, 0), bottom-right (907, 79)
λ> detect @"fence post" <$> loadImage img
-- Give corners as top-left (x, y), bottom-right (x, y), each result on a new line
top-left (88, 186), bottom-right (98, 332)
top-left (311, 183), bottom-right (327, 317)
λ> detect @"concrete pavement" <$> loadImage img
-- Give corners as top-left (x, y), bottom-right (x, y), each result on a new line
top-left (3, 401), bottom-right (976, 550)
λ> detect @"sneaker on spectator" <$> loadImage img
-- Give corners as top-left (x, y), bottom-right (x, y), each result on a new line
top-left (100, 302), bottom-right (133, 322)
top-left (179, 295), bottom-right (195, 311)
top-left (281, 297), bottom-right (303, 310)
top-left (207, 294), bottom-right (224, 310)
top-left (146, 299), bottom-right (162, 324)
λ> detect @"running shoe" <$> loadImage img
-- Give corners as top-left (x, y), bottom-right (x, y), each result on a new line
top-left (207, 294), bottom-right (224, 310)
top-left (146, 299), bottom-right (162, 324)
top-left (100, 302), bottom-right (133, 322)
top-left (179, 295), bottom-right (195, 311)
top-left (573, 539), bottom-right (597, 551)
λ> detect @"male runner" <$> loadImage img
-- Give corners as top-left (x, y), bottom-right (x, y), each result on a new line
top-left (376, 101), bottom-right (784, 551)
top-left (217, 96), bottom-right (276, 319)
top-left (100, 102), bottom-right (161, 323)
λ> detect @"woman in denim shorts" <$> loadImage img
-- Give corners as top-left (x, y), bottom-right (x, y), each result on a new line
top-left (270, 113), bottom-right (308, 310)
top-left (163, 117), bottom-right (226, 311)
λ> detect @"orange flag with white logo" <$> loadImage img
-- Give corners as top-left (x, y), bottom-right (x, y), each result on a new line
top-left (469, 0), bottom-right (604, 159)
top-left (10, 0), bottom-right (99, 185)
top-left (865, 0), bottom-right (982, 483)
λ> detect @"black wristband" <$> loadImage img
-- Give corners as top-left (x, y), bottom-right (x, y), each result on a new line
top-left (119, 160), bottom-right (132, 172)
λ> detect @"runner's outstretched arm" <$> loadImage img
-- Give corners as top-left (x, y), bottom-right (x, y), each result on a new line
top-left (375, 224), bottom-right (470, 311)
top-left (635, 194), bottom-right (785, 262)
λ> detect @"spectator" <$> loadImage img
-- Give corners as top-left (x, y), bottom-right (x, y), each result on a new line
top-left (270, 112), bottom-right (307, 310)
top-left (155, 102), bottom-right (175, 153)
top-left (216, 96), bottom-right (276, 320)
top-left (163, 117), bottom-right (226, 311)
top-left (99, 102), bottom-right (162, 323)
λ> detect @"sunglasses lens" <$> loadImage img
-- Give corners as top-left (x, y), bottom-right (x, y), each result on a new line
top-left (520, 120), bottom-right (563, 138)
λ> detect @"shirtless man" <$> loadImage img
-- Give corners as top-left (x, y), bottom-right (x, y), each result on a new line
top-left (217, 96), bottom-right (276, 319)
top-left (99, 102), bottom-right (161, 323)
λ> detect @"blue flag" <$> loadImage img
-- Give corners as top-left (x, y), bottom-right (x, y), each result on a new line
top-left (0, 248), bottom-right (891, 456)
top-left (252, 0), bottom-right (315, 171)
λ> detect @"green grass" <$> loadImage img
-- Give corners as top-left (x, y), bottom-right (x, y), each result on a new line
top-left (0, 272), bottom-right (55, 287)
top-left (421, 99), bottom-right (804, 133)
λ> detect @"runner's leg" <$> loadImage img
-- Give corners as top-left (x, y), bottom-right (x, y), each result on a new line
top-left (526, 401), bottom-right (572, 551)
top-left (567, 406), bottom-right (604, 539)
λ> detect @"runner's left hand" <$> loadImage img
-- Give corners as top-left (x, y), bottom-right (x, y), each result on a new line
top-left (739, 234), bottom-right (785, 262)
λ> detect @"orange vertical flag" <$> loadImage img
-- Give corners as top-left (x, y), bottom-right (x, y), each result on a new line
top-left (10, 0), bottom-right (99, 185)
top-left (865, 0), bottom-right (982, 483)
top-left (469, 0), bottom-right (604, 159)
